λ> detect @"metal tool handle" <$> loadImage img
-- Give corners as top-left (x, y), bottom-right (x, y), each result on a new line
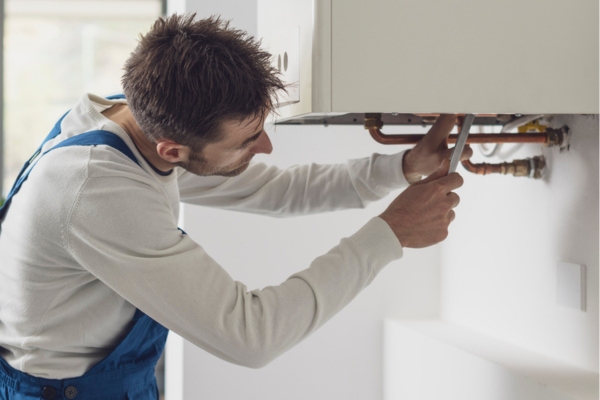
top-left (449, 114), bottom-right (475, 174)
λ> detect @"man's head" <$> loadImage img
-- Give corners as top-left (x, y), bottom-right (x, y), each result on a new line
top-left (174, 112), bottom-right (274, 177)
top-left (122, 14), bottom-right (285, 176)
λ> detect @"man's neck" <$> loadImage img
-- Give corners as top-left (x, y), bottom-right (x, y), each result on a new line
top-left (101, 105), bottom-right (173, 172)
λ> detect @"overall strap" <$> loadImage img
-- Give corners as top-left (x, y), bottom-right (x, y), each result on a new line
top-left (0, 100), bottom-right (136, 226)
top-left (17, 94), bottom-right (126, 187)
top-left (49, 131), bottom-right (139, 166)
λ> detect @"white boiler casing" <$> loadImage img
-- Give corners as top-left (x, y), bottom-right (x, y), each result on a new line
top-left (258, 0), bottom-right (598, 120)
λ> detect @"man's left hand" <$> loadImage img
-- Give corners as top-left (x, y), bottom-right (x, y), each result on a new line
top-left (402, 114), bottom-right (473, 183)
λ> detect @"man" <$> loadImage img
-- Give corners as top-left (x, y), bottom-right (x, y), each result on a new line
top-left (0, 14), bottom-right (469, 399)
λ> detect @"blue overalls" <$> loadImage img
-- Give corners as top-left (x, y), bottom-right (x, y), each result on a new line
top-left (0, 95), bottom-right (169, 399)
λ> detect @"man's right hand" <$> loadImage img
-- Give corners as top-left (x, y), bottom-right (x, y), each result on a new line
top-left (379, 159), bottom-right (463, 248)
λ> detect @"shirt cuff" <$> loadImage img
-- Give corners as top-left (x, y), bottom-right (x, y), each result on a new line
top-left (350, 217), bottom-right (403, 277)
top-left (372, 150), bottom-right (411, 192)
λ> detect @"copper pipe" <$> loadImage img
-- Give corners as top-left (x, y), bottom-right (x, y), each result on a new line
top-left (364, 113), bottom-right (558, 179)
top-left (461, 156), bottom-right (546, 179)
top-left (369, 126), bottom-right (549, 179)
top-left (368, 128), bottom-right (551, 146)
top-left (365, 113), bottom-right (564, 147)
top-left (461, 159), bottom-right (502, 175)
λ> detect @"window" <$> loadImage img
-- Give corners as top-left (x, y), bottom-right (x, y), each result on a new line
top-left (2, 0), bottom-right (163, 196)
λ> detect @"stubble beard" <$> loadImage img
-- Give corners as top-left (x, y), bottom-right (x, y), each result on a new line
top-left (179, 151), bottom-right (253, 177)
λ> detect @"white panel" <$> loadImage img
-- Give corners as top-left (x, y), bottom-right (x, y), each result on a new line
top-left (166, 0), bottom-right (186, 15)
top-left (173, 0), bottom-right (257, 36)
top-left (268, 26), bottom-right (301, 105)
top-left (331, 0), bottom-right (598, 114)
top-left (258, 0), bottom-right (328, 120)
top-left (384, 320), bottom-right (598, 400)
top-left (311, 0), bottom-right (332, 113)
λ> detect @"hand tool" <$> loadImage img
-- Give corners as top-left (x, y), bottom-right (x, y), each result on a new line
top-left (449, 114), bottom-right (475, 173)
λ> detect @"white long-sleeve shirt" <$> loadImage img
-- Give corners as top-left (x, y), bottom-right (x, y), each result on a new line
top-left (0, 94), bottom-right (406, 379)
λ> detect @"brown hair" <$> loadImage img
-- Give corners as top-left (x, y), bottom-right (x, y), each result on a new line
top-left (122, 14), bottom-right (285, 149)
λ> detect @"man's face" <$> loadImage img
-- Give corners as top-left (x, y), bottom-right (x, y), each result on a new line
top-left (179, 112), bottom-right (272, 177)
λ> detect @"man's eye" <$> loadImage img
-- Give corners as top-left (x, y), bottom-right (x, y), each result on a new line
top-left (240, 141), bottom-right (254, 149)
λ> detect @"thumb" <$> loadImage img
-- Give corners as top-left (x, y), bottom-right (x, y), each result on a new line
top-left (414, 158), bottom-right (450, 185)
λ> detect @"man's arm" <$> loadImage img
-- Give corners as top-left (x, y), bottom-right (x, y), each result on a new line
top-left (177, 115), bottom-right (471, 217)
top-left (67, 173), bottom-right (404, 368)
top-left (177, 151), bottom-right (411, 216)
top-left (67, 135), bottom-right (463, 369)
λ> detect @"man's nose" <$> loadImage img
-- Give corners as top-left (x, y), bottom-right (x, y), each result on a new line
top-left (250, 131), bottom-right (273, 155)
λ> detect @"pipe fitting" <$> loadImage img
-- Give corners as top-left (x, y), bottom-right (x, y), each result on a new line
top-left (502, 159), bottom-right (531, 177)
top-left (546, 126), bottom-right (570, 150)
top-left (364, 113), bottom-right (383, 130)
top-left (461, 155), bottom-right (546, 179)
top-left (529, 155), bottom-right (546, 179)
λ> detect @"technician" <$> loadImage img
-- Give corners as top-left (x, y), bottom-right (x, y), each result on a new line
top-left (0, 14), bottom-right (470, 399)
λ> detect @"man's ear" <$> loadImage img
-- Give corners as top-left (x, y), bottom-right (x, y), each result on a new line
top-left (156, 140), bottom-right (190, 163)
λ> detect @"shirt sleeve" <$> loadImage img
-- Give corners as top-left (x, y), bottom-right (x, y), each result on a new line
top-left (66, 169), bottom-right (403, 368)
top-left (177, 150), bottom-right (410, 216)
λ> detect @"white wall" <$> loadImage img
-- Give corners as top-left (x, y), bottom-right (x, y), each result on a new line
top-left (167, 0), bottom-right (257, 36)
top-left (440, 115), bottom-right (599, 372)
top-left (175, 122), bottom-right (441, 399)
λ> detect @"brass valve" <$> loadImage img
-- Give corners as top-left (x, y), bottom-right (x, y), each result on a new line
top-left (462, 156), bottom-right (546, 179)
top-left (364, 113), bottom-right (383, 130)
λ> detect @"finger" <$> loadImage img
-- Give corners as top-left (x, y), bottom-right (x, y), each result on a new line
top-left (447, 192), bottom-right (460, 208)
top-left (447, 209), bottom-right (456, 223)
top-left (432, 172), bottom-right (464, 192)
top-left (415, 158), bottom-right (450, 185)
top-left (460, 145), bottom-right (474, 161)
top-left (421, 114), bottom-right (456, 148)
